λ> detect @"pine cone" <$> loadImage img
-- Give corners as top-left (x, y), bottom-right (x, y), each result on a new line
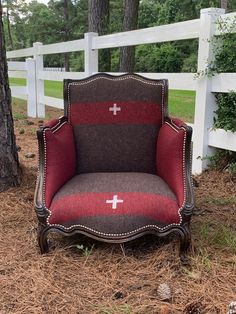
top-left (184, 301), bottom-right (203, 314)
top-left (157, 283), bottom-right (172, 301)
top-left (228, 301), bottom-right (236, 314)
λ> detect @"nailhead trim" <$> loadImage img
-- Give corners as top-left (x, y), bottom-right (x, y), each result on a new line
top-left (42, 121), bottom-right (68, 206)
top-left (42, 124), bottom-right (187, 237)
top-left (40, 77), bottom-right (188, 237)
top-left (67, 75), bottom-right (166, 125)
top-left (46, 222), bottom-right (182, 236)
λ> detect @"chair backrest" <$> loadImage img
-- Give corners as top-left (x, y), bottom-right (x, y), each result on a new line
top-left (64, 73), bottom-right (168, 174)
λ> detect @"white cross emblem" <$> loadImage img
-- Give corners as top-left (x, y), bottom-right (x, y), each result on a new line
top-left (109, 103), bottom-right (121, 115)
top-left (106, 195), bottom-right (123, 209)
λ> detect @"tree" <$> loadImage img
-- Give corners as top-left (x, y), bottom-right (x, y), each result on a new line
top-left (88, 0), bottom-right (110, 71)
top-left (2, 0), bottom-right (14, 50)
top-left (0, 0), bottom-right (21, 192)
top-left (48, 0), bottom-right (80, 71)
top-left (119, 0), bottom-right (139, 72)
top-left (221, 0), bottom-right (228, 11)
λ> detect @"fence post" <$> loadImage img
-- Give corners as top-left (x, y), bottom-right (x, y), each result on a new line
top-left (26, 58), bottom-right (37, 118)
top-left (84, 32), bottom-right (98, 76)
top-left (192, 8), bottom-right (225, 174)
top-left (33, 42), bottom-right (45, 118)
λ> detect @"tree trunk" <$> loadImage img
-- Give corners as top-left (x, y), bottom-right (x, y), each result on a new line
top-left (220, 0), bottom-right (228, 11)
top-left (0, 1), bottom-right (21, 192)
top-left (119, 0), bottom-right (139, 72)
top-left (88, 0), bottom-right (110, 72)
top-left (64, 0), bottom-right (70, 71)
top-left (6, 0), bottom-right (13, 50)
top-left (64, 53), bottom-right (69, 71)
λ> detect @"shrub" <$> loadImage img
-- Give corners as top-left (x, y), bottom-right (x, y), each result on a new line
top-left (211, 18), bottom-right (236, 135)
top-left (214, 92), bottom-right (236, 132)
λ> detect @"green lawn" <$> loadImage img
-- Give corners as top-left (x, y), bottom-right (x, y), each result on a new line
top-left (10, 78), bottom-right (195, 122)
top-left (169, 89), bottom-right (195, 122)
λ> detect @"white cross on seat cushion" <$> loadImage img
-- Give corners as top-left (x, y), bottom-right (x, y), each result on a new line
top-left (48, 172), bottom-right (181, 236)
top-left (106, 195), bottom-right (124, 209)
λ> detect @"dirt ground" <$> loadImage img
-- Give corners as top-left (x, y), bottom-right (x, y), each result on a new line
top-left (0, 103), bottom-right (236, 314)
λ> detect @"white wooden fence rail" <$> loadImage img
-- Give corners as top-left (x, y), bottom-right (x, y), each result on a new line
top-left (6, 8), bottom-right (236, 174)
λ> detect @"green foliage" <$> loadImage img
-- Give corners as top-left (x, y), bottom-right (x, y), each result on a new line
top-left (135, 43), bottom-right (183, 73)
top-left (69, 51), bottom-right (84, 71)
top-left (74, 244), bottom-right (94, 257)
top-left (13, 112), bottom-right (27, 120)
top-left (200, 223), bottom-right (236, 253)
top-left (182, 52), bottom-right (197, 72)
top-left (213, 16), bottom-right (236, 73)
top-left (208, 149), bottom-right (236, 174)
top-left (194, 248), bottom-right (212, 270)
top-left (194, 14), bottom-right (236, 147)
top-left (3, 0), bottom-right (218, 72)
top-left (205, 16), bottom-right (236, 134)
top-left (138, 0), bottom-right (160, 28)
top-left (214, 33), bottom-right (236, 72)
top-left (214, 92), bottom-right (236, 132)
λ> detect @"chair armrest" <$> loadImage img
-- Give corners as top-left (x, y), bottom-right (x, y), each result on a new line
top-left (157, 118), bottom-right (194, 212)
top-left (34, 116), bottom-right (76, 212)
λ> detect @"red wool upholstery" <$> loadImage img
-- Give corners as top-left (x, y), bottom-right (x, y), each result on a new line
top-left (43, 119), bottom-right (60, 129)
top-left (157, 121), bottom-right (186, 207)
top-left (44, 122), bottom-right (76, 208)
top-left (70, 102), bottom-right (162, 125)
top-left (35, 74), bottom-right (194, 261)
top-left (48, 173), bottom-right (181, 235)
top-left (66, 75), bottom-right (167, 174)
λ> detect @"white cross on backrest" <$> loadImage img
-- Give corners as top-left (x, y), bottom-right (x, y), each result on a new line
top-left (109, 103), bottom-right (121, 115)
top-left (106, 195), bottom-right (123, 209)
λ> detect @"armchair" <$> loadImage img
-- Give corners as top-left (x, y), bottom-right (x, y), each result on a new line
top-left (34, 73), bottom-right (194, 263)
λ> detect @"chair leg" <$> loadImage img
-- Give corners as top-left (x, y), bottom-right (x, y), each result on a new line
top-left (38, 224), bottom-right (50, 254)
top-left (179, 224), bottom-right (191, 265)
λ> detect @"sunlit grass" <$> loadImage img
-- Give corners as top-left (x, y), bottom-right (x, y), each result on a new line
top-left (199, 222), bottom-right (236, 253)
top-left (9, 78), bottom-right (195, 122)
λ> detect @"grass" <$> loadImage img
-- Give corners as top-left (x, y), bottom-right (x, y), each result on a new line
top-left (10, 78), bottom-right (63, 99)
top-left (100, 305), bottom-right (131, 314)
top-left (205, 196), bottom-right (236, 206)
top-left (200, 222), bottom-right (236, 253)
top-left (13, 111), bottom-right (27, 120)
top-left (9, 78), bottom-right (195, 122)
top-left (169, 89), bottom-right (195, 122)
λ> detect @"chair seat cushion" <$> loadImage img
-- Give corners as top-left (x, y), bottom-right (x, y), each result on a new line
top-left (48, 173), bottom-right (181, 237)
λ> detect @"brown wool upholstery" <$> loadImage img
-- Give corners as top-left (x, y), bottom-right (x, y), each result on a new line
top-left (35, 73), bottom-right (194, 263)
top-left (65, 74), bottom-right (167, 174)
top-left (49, 173), bottom-right (180, 235)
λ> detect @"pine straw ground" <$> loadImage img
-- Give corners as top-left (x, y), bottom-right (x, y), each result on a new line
top-left (0, 103), bottom-right (236, 314)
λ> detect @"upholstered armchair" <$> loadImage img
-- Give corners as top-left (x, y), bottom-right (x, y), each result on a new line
top-left (34, 73), bottom-right (194, 263)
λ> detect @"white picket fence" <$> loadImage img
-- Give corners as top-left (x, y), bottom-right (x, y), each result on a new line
top-left (7, 8), bottom-right (236, 174)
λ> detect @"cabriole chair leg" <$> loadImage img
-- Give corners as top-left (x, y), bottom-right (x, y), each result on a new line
top-left (179, 224), bottom-right (191, 265)
top-left (38, 225), bottom-right (50, 254)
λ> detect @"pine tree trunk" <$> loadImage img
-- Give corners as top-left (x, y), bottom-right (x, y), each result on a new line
top-left (63, 0), bottom-right (70, 71)
top-left (220, 0), bottom-right (228, 11)
top-left (119, 0), bottom-right (139, 72)
top-left (0, 2), bottom-right (21, 192)
top-left (6, 0), bottom-right (14, 50)
top-left (64, 53), bottom-right (69, 71)
top-left (88, 0), bottom-right (110, 72)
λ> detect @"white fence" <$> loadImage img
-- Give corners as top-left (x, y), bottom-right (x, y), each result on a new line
top-left (7, 8), bottom-right (236, 174)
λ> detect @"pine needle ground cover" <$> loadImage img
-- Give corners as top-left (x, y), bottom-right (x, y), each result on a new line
top-left (0, 101), bottom-right (235, 314)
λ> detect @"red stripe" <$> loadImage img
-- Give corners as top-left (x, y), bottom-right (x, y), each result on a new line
top-left (70, 102), bottom-right (162, 125)
top-left (49, 192), bottom-right (180, 225)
